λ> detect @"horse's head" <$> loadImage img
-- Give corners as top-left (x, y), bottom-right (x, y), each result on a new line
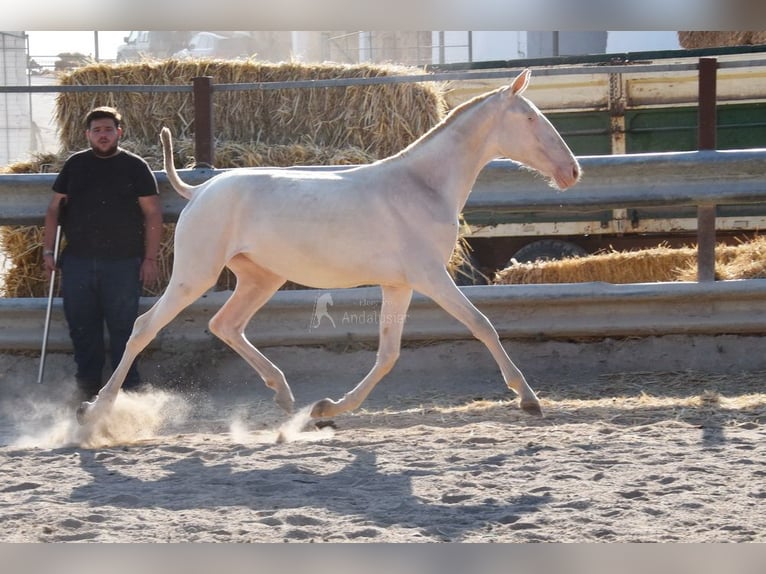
top-left (495, 69), bottom-right (581, 190)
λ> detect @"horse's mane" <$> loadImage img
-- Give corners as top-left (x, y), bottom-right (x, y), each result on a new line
top-left (390, 84), bottom-right (507, 159)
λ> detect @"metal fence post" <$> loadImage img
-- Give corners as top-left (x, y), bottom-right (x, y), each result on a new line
top-left (697, 57), bottom-right (718, 282)
top-left (192, 76), bottom-right (214, 168)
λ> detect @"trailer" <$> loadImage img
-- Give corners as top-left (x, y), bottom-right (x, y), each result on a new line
top-left (434, 47), bottom-right (766, 274)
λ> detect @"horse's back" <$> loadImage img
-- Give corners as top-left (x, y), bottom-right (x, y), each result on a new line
top-left (186, 165), bottom-right (378, 214)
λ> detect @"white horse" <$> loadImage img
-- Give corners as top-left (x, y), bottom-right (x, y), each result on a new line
top-left (77, 68), bottom-right (580, 425)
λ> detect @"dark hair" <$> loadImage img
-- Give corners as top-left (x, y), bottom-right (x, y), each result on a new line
top-left (85, 106), bottom-right (122, 129)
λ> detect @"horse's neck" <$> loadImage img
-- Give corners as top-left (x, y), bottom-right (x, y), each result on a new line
top-left (394, 97), bottom-right (499, 210)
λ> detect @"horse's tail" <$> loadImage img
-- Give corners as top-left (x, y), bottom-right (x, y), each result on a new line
top-left (160, 127), bottom-right (196, 200)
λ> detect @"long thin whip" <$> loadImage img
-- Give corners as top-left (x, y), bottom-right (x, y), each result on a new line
top-left (37, 202), bottom-right (65, 384)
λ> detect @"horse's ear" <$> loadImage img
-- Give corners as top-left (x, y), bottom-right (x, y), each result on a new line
top-left (510, 68), bottom-right (531, 95)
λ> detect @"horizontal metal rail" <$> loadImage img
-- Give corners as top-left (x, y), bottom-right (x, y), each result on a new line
top-left (2, 149), bottom-right (765, 225)
top-left (2, 281), bottom-right (765, 352)
top-left (3, 55), bottom-right (766, 94)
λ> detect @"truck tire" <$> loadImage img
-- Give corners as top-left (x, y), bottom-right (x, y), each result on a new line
top-left (510, 240), bottom-right (588, 264)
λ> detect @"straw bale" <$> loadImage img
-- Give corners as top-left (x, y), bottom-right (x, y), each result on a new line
top-left (0, 155), bottom-right (64, 297)
top-left (0, 226), bottom-right (49, 298)
top-left (674, 236), bottom-right (766, 281)
top-left (492, 239), bottom-right (765, 285)
top-left (55, 60), bottom-right (447, 159)
top-left (677, 32), bottom-right (766, 49)
top-left (0, 153), bottom-right (64, 175)
top-left (494, 244), bottom-right (695, 285)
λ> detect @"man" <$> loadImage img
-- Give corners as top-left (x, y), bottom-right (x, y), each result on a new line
top-left (43, 106), bottom-right (162, 399)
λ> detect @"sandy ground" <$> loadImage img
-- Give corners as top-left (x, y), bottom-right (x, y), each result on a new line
top-left (1, 336), bottom-right (765, 543)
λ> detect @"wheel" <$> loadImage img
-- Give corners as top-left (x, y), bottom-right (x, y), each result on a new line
top-left (509, 240), bottom-right (588, 264)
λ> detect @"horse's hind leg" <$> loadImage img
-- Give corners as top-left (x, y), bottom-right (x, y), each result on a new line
top-left (415, 268), bottom-right (541, 416)
top-left (207, 255), bottom-right (293, 412)
top-left (311, 285), bottom-right (413, 418)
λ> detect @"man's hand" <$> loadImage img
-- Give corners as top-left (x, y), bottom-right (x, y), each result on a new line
top-left (140, 258), bottom-right (159, 287)
top-left (43, 252), bottom-right (57, 276)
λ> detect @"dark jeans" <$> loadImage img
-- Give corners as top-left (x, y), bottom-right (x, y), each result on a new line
top-left (60, 254), bottom-right (143, 395)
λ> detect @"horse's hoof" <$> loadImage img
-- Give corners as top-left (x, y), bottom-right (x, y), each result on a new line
top-left (310, 398), bottom-right (336, 419)
top-left (520, 400), bottom-right (543, 417)
top-left (76, 400), bottom-right (94, 425)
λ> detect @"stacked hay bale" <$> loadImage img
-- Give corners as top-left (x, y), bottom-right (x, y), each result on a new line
top-left (493, 237), bottom-right (766, 285)
top-left (1, 59), bottom-right (450, 297)
top-left (54, 60), bottom-right (447, 162)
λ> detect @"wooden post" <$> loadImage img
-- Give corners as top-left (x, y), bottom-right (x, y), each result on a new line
top-left (696, 57), bottom-right (717, 282)
top-left (192, 76), bottom-right (214, 168)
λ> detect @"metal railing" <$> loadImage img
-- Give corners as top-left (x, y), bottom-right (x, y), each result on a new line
top-left (3, 280), bottom-right (766, 351)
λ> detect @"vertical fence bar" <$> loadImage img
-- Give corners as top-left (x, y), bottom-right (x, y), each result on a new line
top-left (697, 57), bottom-right (718, 282)
top-left (192, 76), bottom-right (214, 168)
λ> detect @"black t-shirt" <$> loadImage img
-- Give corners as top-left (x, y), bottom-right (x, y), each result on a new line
top-left (53, 148), bottom-right (158, 259)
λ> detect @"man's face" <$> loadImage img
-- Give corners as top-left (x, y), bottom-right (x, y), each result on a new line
top-left (86, 118), bottom-right (122, 157)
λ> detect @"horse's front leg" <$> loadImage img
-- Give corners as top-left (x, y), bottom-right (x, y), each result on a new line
top-left (415, 268), bottom-right (542, 416)
top-left (310, 286), bottom-right (412, 418)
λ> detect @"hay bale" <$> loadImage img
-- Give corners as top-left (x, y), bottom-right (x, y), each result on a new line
top-left (55, 60), bottom-right (448, 159)
top-left (678, 32), bottom-right (766, 49)
top-left (493, 239), bottom-right (765, 285)
top-left (0, 155), bottom-right (67, 298)
top-left (493, 244), bottom-right (695, 284)
top-left (0, 226), bottom-right (50, 298)
top-left (0, 152), bottom-right (63, 175)
top-left (674, 236), bottom-right (766, 281)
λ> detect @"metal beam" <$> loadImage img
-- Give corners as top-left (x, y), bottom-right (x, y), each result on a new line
top-left (2, 149), bottom-right (766, 225)
top-left (2, 281), bottom-right (765, 352)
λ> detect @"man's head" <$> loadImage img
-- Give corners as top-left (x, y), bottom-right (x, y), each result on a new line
top-left (85, 106), bottom-right (123, 157)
